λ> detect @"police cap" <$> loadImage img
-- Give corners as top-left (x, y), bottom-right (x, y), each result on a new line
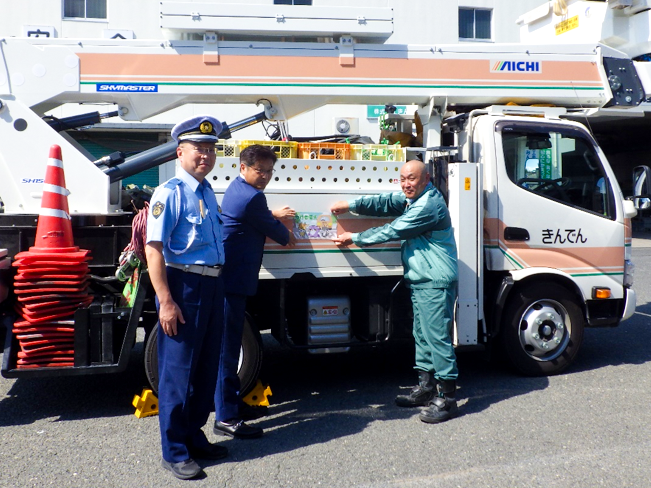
top-left (171, 115), bottom-right (223, 144)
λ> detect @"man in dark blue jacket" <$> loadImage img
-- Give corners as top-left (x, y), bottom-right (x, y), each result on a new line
top-left (214, 145), bottom-right (296, 439)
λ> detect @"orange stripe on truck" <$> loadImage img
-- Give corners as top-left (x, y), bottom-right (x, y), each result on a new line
top-left (78, 53), bottom-right (603, 87)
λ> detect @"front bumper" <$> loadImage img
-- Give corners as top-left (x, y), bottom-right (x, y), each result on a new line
top-left (622, 287), bottom-right (637, 321)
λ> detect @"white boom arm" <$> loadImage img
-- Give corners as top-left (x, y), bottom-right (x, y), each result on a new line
top-left (0, 36), bottom-right (645, 214)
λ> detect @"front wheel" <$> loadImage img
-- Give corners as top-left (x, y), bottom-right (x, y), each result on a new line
top-left (143, 316), bottom-right (264, 396)
top-left (500, 282), bottom-right (585, 376)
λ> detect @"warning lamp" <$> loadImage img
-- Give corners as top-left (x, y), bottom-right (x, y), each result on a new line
top-left (592, 287), bottom-right (611, 299)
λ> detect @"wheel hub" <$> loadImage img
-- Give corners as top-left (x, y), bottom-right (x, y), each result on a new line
top-left (519, 301), bottom-right (570, 360)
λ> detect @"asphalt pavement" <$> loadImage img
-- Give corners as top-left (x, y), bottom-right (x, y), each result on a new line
top-left (632, 230), bottom-right (651, 248)
top-left (1, 246), bottom-right (651, 487)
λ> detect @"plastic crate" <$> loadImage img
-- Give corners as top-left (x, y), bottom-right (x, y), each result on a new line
top-left (351, 144), bottom-right (404, 161)
top-left (215, 139), bottom-right (239, 157)
top-left (239, 140), bottom-right (298, 159)
top-left (297, 143), bottom-right (351, 160)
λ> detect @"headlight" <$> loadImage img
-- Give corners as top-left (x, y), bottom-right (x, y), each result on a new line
top-left (624, 259), bottom-right (635, 287)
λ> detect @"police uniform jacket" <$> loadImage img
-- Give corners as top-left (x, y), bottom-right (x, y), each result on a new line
top-left (221, 176), bottom-right (290, 296)
top-left (146, 167), bottom-right (224, 266)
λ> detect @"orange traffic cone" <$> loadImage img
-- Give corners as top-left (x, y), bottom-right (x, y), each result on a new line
top-left (10, 145), bottom-right (93, 369)
top-left (32, 145), bottom-right (77, 252)
top-left (13, 145), bottom-right (89, 262)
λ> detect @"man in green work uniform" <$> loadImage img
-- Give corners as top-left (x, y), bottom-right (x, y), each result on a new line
top-left (330, 160), bottom-right (459, 423)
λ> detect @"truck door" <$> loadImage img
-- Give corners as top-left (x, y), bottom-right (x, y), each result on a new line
top-left (491, 120), bottom-right (625, 375)
top-left (494, 120), bottom-right (623, 285)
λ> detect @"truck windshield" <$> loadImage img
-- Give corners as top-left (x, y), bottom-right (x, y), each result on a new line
top-left (499, 123), bottom-right (614, 219)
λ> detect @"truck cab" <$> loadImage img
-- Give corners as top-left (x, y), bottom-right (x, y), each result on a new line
top-left (457, 106), bottom-right (637, 374)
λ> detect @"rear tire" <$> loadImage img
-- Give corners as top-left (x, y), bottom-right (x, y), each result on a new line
top-left (143, 323), bottom-right (158, 394)
top-left (143, 316), bottom-right (264, 396)
top-left (501, 282), bottom-right (584, 376)
top-left (238, 314), bottom-right (264, 397)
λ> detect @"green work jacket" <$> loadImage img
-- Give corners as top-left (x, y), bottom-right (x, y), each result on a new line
top-left (348, 183), bottom-right (458, 289)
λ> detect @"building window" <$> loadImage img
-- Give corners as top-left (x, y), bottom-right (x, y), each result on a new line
top-left (64, 0), bottom-right (107, 19)
top-left (459, 8), bottom-right (491, 40)
top-left (274, 0), bottom-right (312, 5)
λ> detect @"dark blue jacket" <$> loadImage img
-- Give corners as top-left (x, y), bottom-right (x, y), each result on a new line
top-left (221, 176), bottom-right (290, 295)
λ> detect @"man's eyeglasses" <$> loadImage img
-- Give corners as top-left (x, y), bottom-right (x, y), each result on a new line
top-left (248, 166), bottom-right (276, 177)
top-left (189, 145), bottom-right (217, 155)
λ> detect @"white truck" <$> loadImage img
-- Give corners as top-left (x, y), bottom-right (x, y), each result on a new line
top-left (0, 29), bottom-right (647, 393)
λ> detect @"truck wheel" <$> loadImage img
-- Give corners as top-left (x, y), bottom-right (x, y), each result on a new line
top-left (143, 316), bottom-right (263, 397)
top-left (238, 314), bottom-right (264, 397)
top-left (143, 324), bottom-right (159, 394)
top-left (501, 282), bottom-right (584, 376)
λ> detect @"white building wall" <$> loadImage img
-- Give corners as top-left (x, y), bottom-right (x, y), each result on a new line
top-left (5, 1), bottom-right (63, 37)
top-left (2, 0), bottom-right (546, 43)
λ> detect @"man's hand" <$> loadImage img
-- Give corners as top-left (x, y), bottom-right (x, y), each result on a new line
top-left (158, 299), bottom-right (186, 336)
top-left (332, 231), bottom-right (354, 246)
top-left (272, 205), bottom-right (296, 221)
top-left (286, 231), bottom-right (297, 248)
top-left (145, 241), bottom-right (185, 337)
top-left (330, 201), bottom-right (350, 215)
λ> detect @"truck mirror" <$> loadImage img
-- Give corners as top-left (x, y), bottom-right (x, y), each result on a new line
top-left (632, 165), bottom-right (651, 210)
top-left (526, 134), bottom-right (552, 150)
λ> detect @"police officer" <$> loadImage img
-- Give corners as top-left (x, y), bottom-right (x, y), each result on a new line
top-left (145, 115), bottom-right (227, 480)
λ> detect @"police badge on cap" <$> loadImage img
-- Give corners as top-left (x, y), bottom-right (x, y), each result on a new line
top-left (171, 115), bottom-right (223, 144)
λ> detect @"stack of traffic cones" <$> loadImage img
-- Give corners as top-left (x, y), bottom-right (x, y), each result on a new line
top-left (11, 145), bottom-right (93, 368)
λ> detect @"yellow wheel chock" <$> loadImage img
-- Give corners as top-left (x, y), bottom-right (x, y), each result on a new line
top-left (132, 388), bottom-right (159, 418)
top-left (242, 380), bottom-right (272, 407)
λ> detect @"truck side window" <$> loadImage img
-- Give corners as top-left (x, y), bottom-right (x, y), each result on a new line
top-left (500, 124), bottom-right (614, 219)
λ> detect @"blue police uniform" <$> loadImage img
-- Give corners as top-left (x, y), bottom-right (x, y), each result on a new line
top-left (215, 175), bottom-right (290, 423)
top-left (146, 116), bottom-right (226, 465)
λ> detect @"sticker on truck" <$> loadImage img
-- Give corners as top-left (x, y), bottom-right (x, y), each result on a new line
top-left (293, 212), bottom-right (337, 239)
top-left (491, 61), bottom-right (542, 73)
top-left (96, 83), bottom-right (158, 92)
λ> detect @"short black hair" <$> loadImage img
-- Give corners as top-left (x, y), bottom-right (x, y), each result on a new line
top-left (240, 145), bottom-right (278, 166)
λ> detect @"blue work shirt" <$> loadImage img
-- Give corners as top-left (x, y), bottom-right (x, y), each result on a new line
top-left (146, 167), bottom-right (224, 266)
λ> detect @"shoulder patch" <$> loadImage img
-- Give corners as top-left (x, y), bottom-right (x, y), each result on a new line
top-left (152, 201), bottom-right (165, 218)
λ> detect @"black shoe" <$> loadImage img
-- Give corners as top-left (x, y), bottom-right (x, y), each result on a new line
top-left (239, 402), bottom-right (269, 421)
top-left (395, 371), bottom-right (436, 407)
top-left (419, 380), bottom-right (458, 424)
top-left (188, 442), bottom-right (228, 460)
top-left (161, 458), bottom-right (203, 480)
top-left (214, 419), bottom-right (263, 439)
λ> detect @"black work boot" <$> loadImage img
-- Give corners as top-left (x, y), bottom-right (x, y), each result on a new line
top-left (395, 371), bottom-right (436, 407)
top-left (419, 380), bottom-right (458, 424)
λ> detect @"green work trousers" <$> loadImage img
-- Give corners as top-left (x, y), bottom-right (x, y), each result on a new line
top-left (411, 286), bottom-right (458, 381)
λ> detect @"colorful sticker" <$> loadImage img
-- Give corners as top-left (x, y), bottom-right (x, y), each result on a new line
top-left (555, 15), bottom-right (579, 36)
top-left (293, 212), bottom-right (337, 239)
top-left (322, 306), bottom-right (339, 316)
